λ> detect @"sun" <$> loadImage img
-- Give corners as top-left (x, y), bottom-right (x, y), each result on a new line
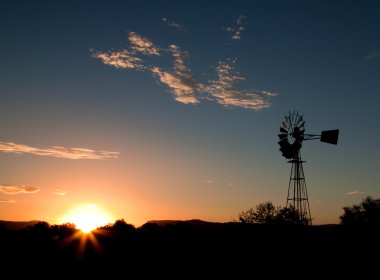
top-left (60, 204), bottom-right (113, 233)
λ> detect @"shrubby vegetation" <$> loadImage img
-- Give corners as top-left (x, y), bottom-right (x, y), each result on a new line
top-left (20, 218), bottom-right (136, 236)
top-left (99, 218), bottom-right (135, 231)
top-left (237, 201), bottom-right (310, 225)
top-left (339, 196), bottom-right (380, 226)
top-left (238, 196), bottom-right (380, 227)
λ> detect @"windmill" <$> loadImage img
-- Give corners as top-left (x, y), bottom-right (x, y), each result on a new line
top-left (278, 110), bottom-right (339, 225)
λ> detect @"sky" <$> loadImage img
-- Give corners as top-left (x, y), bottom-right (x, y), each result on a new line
top-left (0, 0), bottom-right (379, 227)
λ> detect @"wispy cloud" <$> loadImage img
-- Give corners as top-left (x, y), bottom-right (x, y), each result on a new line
top-left (91, 49), bottom-right (146, 70)
top-left (169, 44), bottom-right (191, 75)
top-left (93, 28), bottom-right (277, 111)
top-left (365, 50), bottom-right (379, 61)
top-left (91, 30), bottom-right (160, 70)
top-left (128, 32), bottom-right (160, 56)
top-left (225, 15), bottom-right (246, 40)
top-left (0, 141), bottom-right (119, 160)
top-left (0, 199), bottom-right (17, 203)
top-left (0, 185), bottom-right (40, 195)
top-left (346, 190), bottom-right (367, 196)
top-left (162, 17), bottom-right (187, 31)
top-left (204, 59), bottom-right (277, 110)
top-left (151, 67), bottom-right (200, 104)
top-left (54, 189), bottom-right (67, 196)
top-left (151, 44), bottom-right (200, 104)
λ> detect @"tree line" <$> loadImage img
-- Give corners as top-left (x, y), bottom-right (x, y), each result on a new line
top-left (1, 196), bottom-right (378, 234)
top-left (238, 195), bottom-right (380, 226)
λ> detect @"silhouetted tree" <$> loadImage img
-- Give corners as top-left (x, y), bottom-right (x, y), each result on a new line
top-left (238, 202), bottom-right (279, 224)
top-left (238, 202), bottom-right (309, 225)
top-left (26, 221), bottom-right (50, 232)
top-left (101, 219), bottom-right (135, 232)
top-left (253, 201), bottom-right (279, 224)
top-left (238, 207), bottom-right (256, 224)
top-left (25, 221), bottom-right (51, 241)
top-left (340, 196), bottom-right (380, 226)
top-left (275, 205), bottom-right (310, 225)
top-left (50, 222), bottom-right (78, 237)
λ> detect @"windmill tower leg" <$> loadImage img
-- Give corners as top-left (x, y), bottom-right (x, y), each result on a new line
top-left (286, 152), bottom-right (312, 225)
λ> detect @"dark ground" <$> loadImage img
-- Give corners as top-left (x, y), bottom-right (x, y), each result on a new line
top-left (1, 220), bottom-right (378, 277)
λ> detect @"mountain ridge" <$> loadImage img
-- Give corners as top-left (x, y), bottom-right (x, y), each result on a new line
top-left (0, 220), bottom-right (41, 230)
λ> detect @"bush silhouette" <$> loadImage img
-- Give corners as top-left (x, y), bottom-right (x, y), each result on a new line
top-left (238, 201), bottom-right (309, 225)
top-left (340, 196), bottom-right (380, 226)
top-left (100, 218), bottom-right (135, 232)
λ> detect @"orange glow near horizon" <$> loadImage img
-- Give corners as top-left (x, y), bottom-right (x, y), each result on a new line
top-left (59, 204), bottom-right (114, 233)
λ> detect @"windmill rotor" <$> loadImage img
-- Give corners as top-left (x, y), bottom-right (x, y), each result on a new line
top-left (278, 111), bottom-right (340, 159)
top-left (278, 111), bottom-right (305, 159)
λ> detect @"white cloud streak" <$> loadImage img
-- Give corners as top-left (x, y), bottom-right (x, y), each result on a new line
top-left (151, 44), bottom-right (200, 104)
top-left (0, 199), bottom-right (17, 203)
top-left (151, 67), bottom-right (200, 104)
top-left (0, 141), bottom-right (119, 160)
top-left (93, 29), bottom-right (277, 111)
top-left (346, 190), bottom-right (367, 196)
top-left (54, 189), bottom-right (67, 196)
top-left (162, 17), bottom-right (187, 31)
top-left (128, 32), bottom-right (160, 56)
top-left (92, 49), bottom-right (146, 70)
top-left (0, 185), bottom-right (40, 195)
top-left (204, 59), bottom-right (277, 110)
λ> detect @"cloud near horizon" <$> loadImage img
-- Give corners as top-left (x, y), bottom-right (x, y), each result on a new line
top-left (93, 25), bottom-right (277, 111)
top-left (0, 199), bottom-right (17, 203)
top-left (0, 141), bottom-right (119, 160)
top-left (346, 190), bottom-right (367, 196)
top-left (0, 185), bottom-right (40, 195)
top-left (54, 189), bottom-right (67, 196)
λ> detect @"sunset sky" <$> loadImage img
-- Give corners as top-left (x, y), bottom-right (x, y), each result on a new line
top-left (0, 0), bottom-right (379, 227)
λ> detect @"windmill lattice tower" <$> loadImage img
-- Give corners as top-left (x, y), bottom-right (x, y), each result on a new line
top-left (278, 111), bottom-right (339, 225)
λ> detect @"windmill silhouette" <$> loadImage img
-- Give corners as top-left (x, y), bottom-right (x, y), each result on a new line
top-left (278, 111), bottom-right (339, 224)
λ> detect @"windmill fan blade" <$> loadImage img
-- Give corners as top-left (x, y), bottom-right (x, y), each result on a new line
top-left (320, 129), bottom-right (339, 145)
top-left (280, 127), bottom-right (288, 133)
top-left (278, 133), bottom-right (287, 140)
top-left (278, 138), bottom-right (289, 146)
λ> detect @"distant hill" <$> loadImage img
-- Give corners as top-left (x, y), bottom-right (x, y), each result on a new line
top-left (0, 220), bottom-right (41, 230)
top-left (143, 219), bottom-right (342, 229)
top-left (144, 219), bottom-right (220, 227)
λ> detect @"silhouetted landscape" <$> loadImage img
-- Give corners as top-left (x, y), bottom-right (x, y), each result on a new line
top-left (1, 218), bottom-right (379, 277)
top-left (2, 197), bottom-right (380, 277)
top-left (2, 2), bottom-right (380, 278)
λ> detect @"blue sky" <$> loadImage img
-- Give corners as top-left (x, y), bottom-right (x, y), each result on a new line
top-left (0, 0), bottom-right (379, 226)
